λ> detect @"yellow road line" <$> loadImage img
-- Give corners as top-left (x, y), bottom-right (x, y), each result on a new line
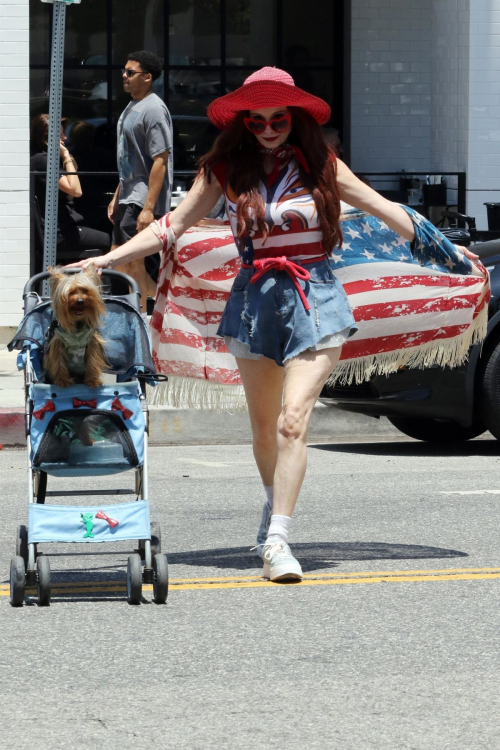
top-left (2, 566), bottom-right (500, 591)
top-left (1, 567), bottom-right (500, 596)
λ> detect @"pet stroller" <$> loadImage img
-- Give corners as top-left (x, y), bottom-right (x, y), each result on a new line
top-left (8, 269), bottom-right (168, 606)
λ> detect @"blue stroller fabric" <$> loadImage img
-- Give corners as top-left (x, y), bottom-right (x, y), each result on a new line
top-left (28, 500), bottom-right (151, 544)
top-left (30, 382), bottom-right (145, 476)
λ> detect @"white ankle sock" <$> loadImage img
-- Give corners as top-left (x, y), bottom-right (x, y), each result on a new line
top-left (263, 484), bottom-right (273, 511)
top-left (267, 514), bottom-right (291, 544)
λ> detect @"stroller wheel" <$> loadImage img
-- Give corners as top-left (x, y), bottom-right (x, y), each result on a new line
top-left (126, 554), bottom-right (142, 605)
top-left (16, 525), bottom-right (28, 568)
top-left (153, 554), bottom-right (169, 604)
top-left (37, 556), bottom-right (51, 606)
top-left (138, 521), bottom-right (161, 561)
top-left (10, 556), bottom-right (25, 607)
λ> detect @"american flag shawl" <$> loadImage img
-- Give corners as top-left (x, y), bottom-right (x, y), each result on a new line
top-left (149, 205), bottom-right (490, 408)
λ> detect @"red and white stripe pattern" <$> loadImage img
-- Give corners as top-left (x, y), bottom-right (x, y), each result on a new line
top-left (150, 222), bottom-right (242, 384)
top-left (337, 262), bottom-right (488, 363)
top-left (150, 208), bottom-right (490, 386)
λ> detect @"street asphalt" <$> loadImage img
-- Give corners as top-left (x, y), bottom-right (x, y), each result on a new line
top-left (1, 437), bottom-right (500, 749)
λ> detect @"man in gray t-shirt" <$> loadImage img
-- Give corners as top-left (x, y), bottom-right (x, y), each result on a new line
top-left (109, 50), bottom-right (173, 315)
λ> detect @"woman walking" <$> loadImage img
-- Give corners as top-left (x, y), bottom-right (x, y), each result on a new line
top-left (68, 67), bottom-right (477, 582)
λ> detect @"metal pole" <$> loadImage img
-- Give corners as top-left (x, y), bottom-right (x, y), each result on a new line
top-left (457, 172), bottom-right (467, 216)
top-left (43, 0), bottom-right (67, 284)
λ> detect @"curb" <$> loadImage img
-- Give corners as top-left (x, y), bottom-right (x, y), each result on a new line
top-left (0, 404), bottom-right (400, 448)
top-left (0, 409), bottom-right (25, 447)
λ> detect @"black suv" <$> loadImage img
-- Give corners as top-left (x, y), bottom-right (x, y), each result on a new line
top-left (319, 236), bottom-right (500, 442)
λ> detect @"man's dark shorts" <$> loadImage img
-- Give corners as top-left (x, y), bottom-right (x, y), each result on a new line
top-left (112, 202), bottom-right (159, 245)
top-left (112, 202), bottom-right (161, 281)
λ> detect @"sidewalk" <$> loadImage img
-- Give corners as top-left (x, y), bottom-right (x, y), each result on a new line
top-left (0, 343), bottom-right (400, 446)
top-left (0, 347), bottom-right (24, 447)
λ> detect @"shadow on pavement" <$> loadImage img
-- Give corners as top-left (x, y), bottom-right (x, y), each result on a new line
top-left (167, 541), bottom-right (468, 573)
top-left (311, 439), bottom-right (500, 458)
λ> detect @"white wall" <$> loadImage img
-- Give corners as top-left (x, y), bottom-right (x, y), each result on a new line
top-left (430, 0), bottom-right (469, 174)
top-left (351, 0), bottom-right (500, 230)
top-left (350, 0), bottom-right (433, 173)
top-left (429, 0), bottom-right (470, 213)
top-left (467, 1), bottom-right (500, 229)
top-left (0, 0), bottom-right (29, 329)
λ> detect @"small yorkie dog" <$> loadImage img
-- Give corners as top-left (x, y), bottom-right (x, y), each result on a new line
top-left (44, 266), bottom-right (108, 389)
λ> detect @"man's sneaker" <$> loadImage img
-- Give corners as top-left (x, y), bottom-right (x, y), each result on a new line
top-left (255, 501), bottom-right (272, 559)
top-left (262, 540), bottom-right (303, 582)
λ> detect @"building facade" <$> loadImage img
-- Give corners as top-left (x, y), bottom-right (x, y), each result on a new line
top-left (1, 0), bottom-right (500, 330)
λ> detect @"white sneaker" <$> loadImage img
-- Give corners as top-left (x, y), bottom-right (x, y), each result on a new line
top-left (262, 540), bottom-right (303, 582)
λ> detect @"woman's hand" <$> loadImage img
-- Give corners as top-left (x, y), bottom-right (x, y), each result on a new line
top-left (59, 140), bottom-right (69, 161)
top-left (66, 225), bottom-right (162, 273)
top-left (460, 245), bottom-right (479, 261)
top-left (64, 254), bottom-right (114, 273)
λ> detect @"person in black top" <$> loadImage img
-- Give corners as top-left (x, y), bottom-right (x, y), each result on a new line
top-left (30, 114), bottom-right (111, 261)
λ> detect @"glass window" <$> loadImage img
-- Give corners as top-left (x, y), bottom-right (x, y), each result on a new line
top-left (30, 2), bottom-right (50, 66)
top-left (169, 69), bottom-right (222, 116)
top-left (169, 0), bottom-right (221, 66)
top-left (172, 116), bottom-right (219, 171)
top-left (224, 68), bottom-right (254, 95)
top-left (112, 0), bottom-right (164, 64)
top-left (62, 69), bottom-right (109, 124)
top-left (282, 0), bottom-right (335, 68)
top-left (30, 69), bottom-right (51, 121)
top-left (65, 0), bottom-right (108, 65)
top-left (30, 0), bottom-right (343, 178)
top-left (225, 0), bottom-right (277, 66)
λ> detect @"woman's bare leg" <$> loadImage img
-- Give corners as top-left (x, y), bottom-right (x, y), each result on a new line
top-left (272, 347), bottom-right (342, 517)
top-left (236, 356), bottom-right (284, 485)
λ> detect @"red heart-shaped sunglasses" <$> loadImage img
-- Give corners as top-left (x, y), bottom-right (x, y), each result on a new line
top-left (243, 113), bottom-right (292, 135)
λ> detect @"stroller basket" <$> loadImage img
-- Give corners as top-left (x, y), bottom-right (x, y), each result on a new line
top-left (30, 382), bottom-right (145, 477)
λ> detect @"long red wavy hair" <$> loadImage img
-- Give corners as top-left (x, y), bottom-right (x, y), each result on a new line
top-left (198, 107), bottom-right (343, 253)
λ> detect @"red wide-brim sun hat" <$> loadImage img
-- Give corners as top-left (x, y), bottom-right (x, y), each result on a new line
top-left (207, 67), bottom-right (331, 130)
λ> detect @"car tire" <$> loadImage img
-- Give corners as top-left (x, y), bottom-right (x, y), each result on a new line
top-left (387, 416), bottom-right (486, 442)
top-left (479, 340), bottom-right (500, 440)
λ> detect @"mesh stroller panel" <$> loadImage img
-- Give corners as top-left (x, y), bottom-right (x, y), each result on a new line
top-left (8, 298), bottom-right (156, 380)
top-left (30, 382), bottom-right (145, 477)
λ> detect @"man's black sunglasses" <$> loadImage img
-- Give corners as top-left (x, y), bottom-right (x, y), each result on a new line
top-left (121, 68), bottom-right (147, 78)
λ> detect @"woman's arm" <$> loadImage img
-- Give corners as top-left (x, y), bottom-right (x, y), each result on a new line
top-left (65, 172), bottom-right (223, 270)
top-left (59, 141), bottom-right (82, 198)
top-left (336, 159), bottom-right (415, 241)
top-left (168, 172), bottom-right (223, 239)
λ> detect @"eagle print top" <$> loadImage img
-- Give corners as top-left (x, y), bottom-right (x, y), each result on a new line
top-left (209, 154), bottom-right (325, 266)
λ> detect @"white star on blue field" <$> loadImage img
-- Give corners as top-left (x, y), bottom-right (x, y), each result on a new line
top-left (331, 206), bottom-right (473, 276)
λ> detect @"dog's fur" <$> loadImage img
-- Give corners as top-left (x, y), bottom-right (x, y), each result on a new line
top-left (44, 266), bottom-right (108, 388)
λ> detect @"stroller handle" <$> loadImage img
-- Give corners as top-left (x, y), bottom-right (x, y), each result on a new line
top-left (23, 269), bottom-right (141, 298)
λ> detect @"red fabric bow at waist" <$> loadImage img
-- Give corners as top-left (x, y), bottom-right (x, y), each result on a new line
top-left (249, 256), bottom-right (312, 311)
top-left (73, 398), bottom-right (97, 409)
